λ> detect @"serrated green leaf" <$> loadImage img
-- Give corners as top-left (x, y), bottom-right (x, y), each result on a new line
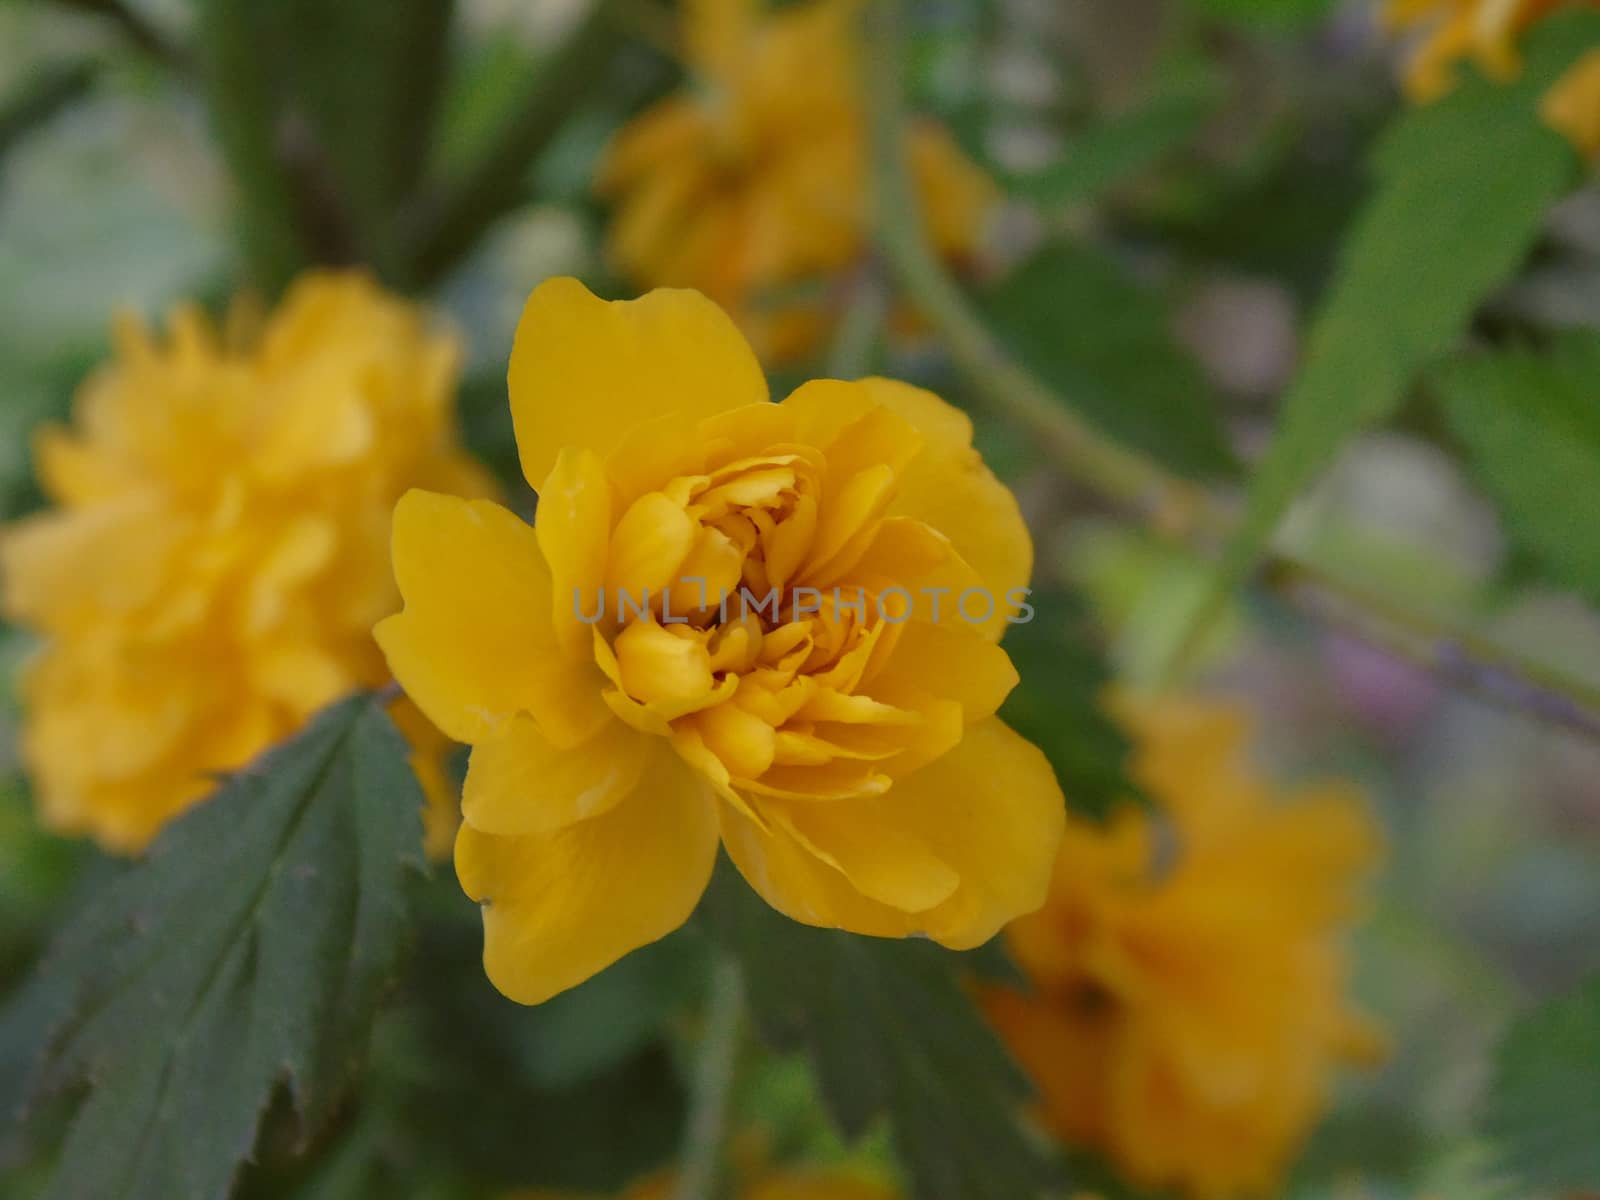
top-left (980, 240), bottom-right (1239, 480)
top-left (2, 693), bottom-right (423, 1200)
top-left (1175, 13), bottom-right (1596, 661)
top-left (1483, 974), bottom-right (1600, 1193)
top-left (1432, 333), bottom-right (1600, 605)
top-left (999, 588), bottom-right (1141, 822)
top-left (699, 866), bottom-right (1058, 1200)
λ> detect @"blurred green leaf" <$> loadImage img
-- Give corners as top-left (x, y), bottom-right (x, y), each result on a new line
top-left (979, 240), bottom-right (1239, 480)
top-left (1432, 333), bottom-right (1600, 606)
top-left (0, 60), bottom-right (97, 160)
top-left (998, 587), bottom-right (1141, 821)
top-left (2, 693), bottom-right (422, 1200)
top-left (700, 865), bottom-right (1059, 1200)
top-left (1482, 973), bottom-right (1600, 1193)
top-left (357, 888), bottom-right (688, 1194)
top-left (1176, 12), bottom-right (1597, 659)
top-left (1008, 62), bottom-right (1224, 205)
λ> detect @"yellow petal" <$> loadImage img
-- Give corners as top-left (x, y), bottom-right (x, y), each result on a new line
top-left (462, 713), bottom-right (651, 836)
top-left (719, 800), bottom-right (924, 939)
top-left (773, 802), bottom-right (960, 913)
top-left (1543, 48), bottom-right (1600, 157)
top-left (456, 749), bottom-right (719, 1004)
top-left (867, 621), bottom-right (1019, 721)
top-left (508, 277), bottom-right (768, 489)
top-left (374, 490), bottom-right (608, 746)
top-left (865, 718), bottom-right (1063, 948)
top-left (865, 377), bottom-right (1032, 633)
top-left (535, 446), bottom-right (612, 652)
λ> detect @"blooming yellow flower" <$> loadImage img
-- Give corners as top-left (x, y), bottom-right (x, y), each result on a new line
top-left (0, 272), bottom-right (492, 854)
top-left (598, 0), bottom-right (996, 361)
top-left (374, 277), bottom-right (1063, 1005)
top-left (982, 694), bottom-right (1383, 1200)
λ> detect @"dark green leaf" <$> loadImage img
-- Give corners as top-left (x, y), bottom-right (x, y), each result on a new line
top-left (980, 240), bottom-right (1239, 480)
top-left (1177, 12), bottom-right (1596, 654)
top-left (699, 866), bottom-right (1058, 1200)
top-left (1432, 333), bottom-right (1600, 605)
top-left (1482, 973), bottom-right (1600, 1192)
top-left (3, 693), bottom-right (423, 1200)
top-left (999, 588), bottom-right (1141, 822)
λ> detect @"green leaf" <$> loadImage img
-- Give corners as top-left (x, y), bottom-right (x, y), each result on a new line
top-left (980, 240), bottom-right (1239, 480)
top-left (1008, 63), bottom-right (1224, 204)
top-left (1432, 333), bottom-right (1600, 605)
top-left (998, 587), bottom-right (1141, 822)
top-left (3, 693), bottom-right (423, 1200)
top-left (699, 866), bottom-right (1058, 1200)
top-left (1172, 12), bottom-right (1596, 662)
top-left (1482, 974), bottom-right (1600, 1193)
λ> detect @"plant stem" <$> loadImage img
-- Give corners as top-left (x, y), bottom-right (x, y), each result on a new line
top-left (399, 0), bottom-right (629, 287)
top-left (860, 0), bottom-right (1600, 743)
top-left (671, 952), bottom-right (744, 1200)
top-left (862, 0), bottom-right (1211, 531)
top-left (1269, 555), bottom-right (1600, 741)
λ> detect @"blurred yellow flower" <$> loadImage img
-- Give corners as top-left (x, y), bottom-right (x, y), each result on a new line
top-left (983, 694), bottom-right (1384, 1200)
top-left (598, 0), bottom-right (996, 361)
top-left (1541, 45), bottom-right (1600, 152)
top-left (1385, 0), bottom-right (1568, 99)
top-left (375, 277), bottom-right (1063, 1005)
top-left (0, 272), bottom-right (493, 855)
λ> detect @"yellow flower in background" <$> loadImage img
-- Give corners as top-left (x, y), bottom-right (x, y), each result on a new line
top-left (983, 694), bottom-right (1383, 1200)
top-left (1386, 0), bottom-right (1568, 99)
top-left (375, 277), bottom-right (1063, 1005)
top-left (0, 272), bottom-right (493, 855)
top-left (598, 0), bottom-right (996, 361)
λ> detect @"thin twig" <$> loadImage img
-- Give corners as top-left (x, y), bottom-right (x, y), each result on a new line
top-left (671, 952), bottom-right (744, 1200)
top-left (1269, 556), bottom-right (1600, 741)
top-left (860, 0), bottom-right (1600, 743)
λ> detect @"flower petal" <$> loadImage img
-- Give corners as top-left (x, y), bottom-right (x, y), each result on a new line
top-left (374, 489), bottom-right (608, 746)
top-left (864, 377), bottom-right (1033, 635)
top-left (863, 717), bottom-right (1064, 948)
top-left (462, 712), bottom-right (651, 836)
top-left (535, 447), bottom-right (612, 652)
top-left (508, 277), bottom-right (768, 489)
top-left (456, 748), bottom-right (719, 1004)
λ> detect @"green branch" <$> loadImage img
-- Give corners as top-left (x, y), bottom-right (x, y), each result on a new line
top-left (860, 0), bottom-right (1600, 743)
top-left (399, 0), bottom-right (629, 287)
top-left (671, 951), bottom-right (744, 1200)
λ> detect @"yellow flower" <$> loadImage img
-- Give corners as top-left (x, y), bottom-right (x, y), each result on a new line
top-left (598, 0), bottom-right (996, 361)
top-left (1386, 0), bottom-right (1563, 98)
top-left (1541, 45), bottom-right (1600, 152)
top-left (374, 277), bottom-right (1063, 1005)
top-left (982, 694), bottom-right (1384, 1200)
top-left (0, 272), bottom-right (493, 854)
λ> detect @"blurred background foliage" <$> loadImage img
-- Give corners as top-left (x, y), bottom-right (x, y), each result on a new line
top-left (0, 0), bottom-right (1598, 1198)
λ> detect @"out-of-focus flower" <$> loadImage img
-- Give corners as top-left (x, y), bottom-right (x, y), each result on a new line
top-left (597, 0), bottom-right (996, 361)
top-left (1385, 0), bottom-right (1566, 99)
top-left (0, 272), bottom-right (493, 854)
top-left (1541, 45), bottom-right (1600, 152)
top-left (375, 277), bottom-right (1063, 1005)
top-left (983, 694), bottom-right (1384, 1200)
top-left (1384, 0), bottom-right (1600, 152)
